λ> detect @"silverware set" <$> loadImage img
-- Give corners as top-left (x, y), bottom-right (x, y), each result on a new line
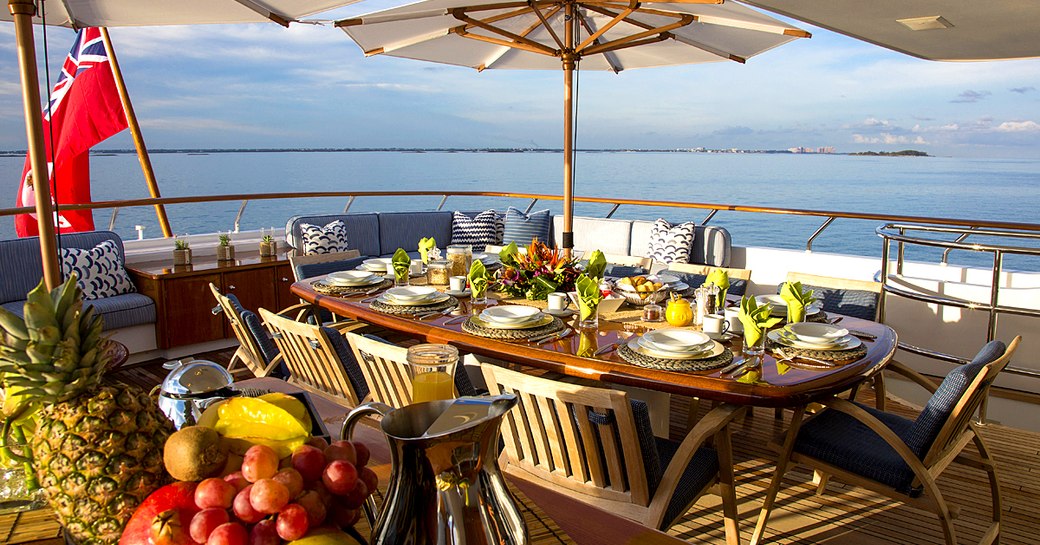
top-left (773, 347), bottom-right (837, 368)
top-left (529, 328), bottom-right (574, 345)
top-left (416, 307), bottom-right (456, 320)
top-left (594, 341), bottom-right (622, 355)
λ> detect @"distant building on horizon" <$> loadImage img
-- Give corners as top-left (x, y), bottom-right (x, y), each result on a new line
top-left (788, 146), bottom-right (836, 154)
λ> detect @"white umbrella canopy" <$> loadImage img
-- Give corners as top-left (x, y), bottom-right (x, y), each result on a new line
top-left (336, 0), bottom-right (808, 251)
top-left (1, 0), bottom-right (360, 27)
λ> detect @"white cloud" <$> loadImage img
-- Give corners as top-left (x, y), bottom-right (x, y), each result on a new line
top-left (852, 133), bottom-right (928, 145)
top-left (995, 121), bottom-right (1040, 132)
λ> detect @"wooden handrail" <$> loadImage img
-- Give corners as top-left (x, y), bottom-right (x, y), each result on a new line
top-left (2, 190), bottom-right (1040, 233)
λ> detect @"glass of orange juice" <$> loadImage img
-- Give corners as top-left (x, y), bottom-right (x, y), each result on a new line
top-left (406, 344), bottom-right (458, 403)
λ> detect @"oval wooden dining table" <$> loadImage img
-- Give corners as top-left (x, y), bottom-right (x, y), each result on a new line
top-left (291, 279), bottom-right (897, 408)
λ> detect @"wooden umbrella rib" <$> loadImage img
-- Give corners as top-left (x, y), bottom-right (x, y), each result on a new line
top-left (577, 12), bottom-right (623, 72)
top-left (530, 1), bottom-right (565, 50)
top-left (671, 33), bottom-right (747, 62)
top-left (457, 0), bottom-right (559, 14)
top-left (583, 33), bottom-right (667, 56)
top-left (232, 0), bottom-right (291, 26)
top-left (453, 10), bottom-right (559, 56)
top-left (692, 14), bottom-right (811, 37)
top-left (579, 15), bottom-right (692, 56)
top-left (477, 5), bottom-right (564, 70)
top-left (575, 0), bottom-right (638, 52)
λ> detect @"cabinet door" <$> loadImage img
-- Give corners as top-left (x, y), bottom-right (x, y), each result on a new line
top-left (164, 273), bottom-right (224, 348)
top-left (223, 268), bottom-right (277, 314)
top-left (274, 264), bottom-right (297, 311)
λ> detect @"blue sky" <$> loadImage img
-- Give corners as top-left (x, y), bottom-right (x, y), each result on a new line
top-left (2, 3), bottom-right (1039, 158)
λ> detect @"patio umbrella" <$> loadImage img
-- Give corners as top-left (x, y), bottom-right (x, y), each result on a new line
top-left (4, 0), bottom-right (364, 287)
top-left (335, 0), bottom-right (809, 252)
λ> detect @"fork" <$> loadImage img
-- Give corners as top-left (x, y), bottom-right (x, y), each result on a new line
top-left (418, 307), bottom-right (455, 320)
top-left (773, 347), bottom-right (836, 367)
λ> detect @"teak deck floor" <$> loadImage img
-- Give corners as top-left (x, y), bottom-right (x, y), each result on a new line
top-left (8, 352), bottom-right (1038, 545)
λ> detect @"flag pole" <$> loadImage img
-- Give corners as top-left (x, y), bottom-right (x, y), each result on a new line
top-left (9, 0), bottom-right (61, 289)
top-left (99, 27), bottom-right (173, 238)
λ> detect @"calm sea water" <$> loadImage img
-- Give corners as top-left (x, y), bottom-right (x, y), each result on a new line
top-left (3, 151), bottom-right (1039, 270)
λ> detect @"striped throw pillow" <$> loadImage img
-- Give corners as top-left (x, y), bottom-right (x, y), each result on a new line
top-left (502, 207), bottom-right (551, 247)
top-left (645, 218), bottom-right (695, 264)
top-left (451, 210), bottom-right (500, 250)
top-left (60, 240), bottom-right (136, 300)
top-left (300, 220), bottom-right (350, 254)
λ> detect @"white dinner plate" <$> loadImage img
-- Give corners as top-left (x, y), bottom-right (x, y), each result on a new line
top-left (326, 271), bottom-right (380, 286)
top-left (784, 322), bottom-right (849, 344)
top-left (470, 314), bottom-right (555, 330)
top-left (378, 292), bottom-right (450, 306)
top-left (384, 286), bottom-right (437, 302)
top-left (641, 329), bottom-right (712, 353)
top-left (481, 305), bottom-right (542, 324)
top-left (627, 337), bottom-right (725, 360)
top-left (755, 295), bottom-right (822, 316)
top-left (362, 258), bottom-right (392, 272)
top-left (768, 329), bottom-right (861, 350)
top-left (655, 274), bottom-right (681, 285)
top-left (445, 289), bottom-right (471, 297)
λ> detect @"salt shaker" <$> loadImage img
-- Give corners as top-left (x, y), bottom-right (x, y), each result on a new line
top-left (693, 286), bottom-right (709, 327)
top-left (704, 283), bottom-right (719, 316)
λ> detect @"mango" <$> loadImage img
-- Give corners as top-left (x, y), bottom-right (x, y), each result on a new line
top-left (289, 527), bottom-right (357, 545)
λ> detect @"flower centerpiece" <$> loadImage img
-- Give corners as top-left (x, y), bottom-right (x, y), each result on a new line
top-left (495, 240), bottom-right (582, 300)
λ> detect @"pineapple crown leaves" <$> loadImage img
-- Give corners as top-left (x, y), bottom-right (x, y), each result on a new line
top-left (0, 276), bottom-right (108, 413)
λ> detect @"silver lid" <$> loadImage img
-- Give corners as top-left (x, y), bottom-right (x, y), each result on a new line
top-left (160, 359), bottom-right (233, 396)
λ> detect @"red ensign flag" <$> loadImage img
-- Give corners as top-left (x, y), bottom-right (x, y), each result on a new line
top-left (15, 28), bottom-right (128, 237)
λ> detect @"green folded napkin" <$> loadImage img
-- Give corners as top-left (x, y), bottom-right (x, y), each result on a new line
top-left (392, 248), bottom-right (411, 282)
top-left (418, 237), bottom-right (437, 264)
top-left (584, 250), bottom-right (607, 281)
top-left (575, 274), bottom-right (602, 321)
top-left (780, 281), bottom-right (815, 323)
top-left (468, 260), bottom-right (489, 298)
top-left (738, 295), bottom-right (783, 349)
top-left (704, 268), bottom-right (730, 309)
top-left (498, 241), bottom-right (519, 266)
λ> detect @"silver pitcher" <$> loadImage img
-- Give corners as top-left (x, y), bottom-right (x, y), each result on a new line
top-left (342, 395), bottom-right (527, 545)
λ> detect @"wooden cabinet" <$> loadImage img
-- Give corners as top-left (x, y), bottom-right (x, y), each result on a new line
top-left (128, 251), bottom-right (292, 350)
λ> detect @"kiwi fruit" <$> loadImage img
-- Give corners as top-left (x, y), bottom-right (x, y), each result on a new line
top-left (164, 425), bottom-right (229, 481)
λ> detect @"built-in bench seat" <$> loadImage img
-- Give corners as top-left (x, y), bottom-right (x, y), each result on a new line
top-left (0, 231), bottom-right (156, 332)
top-left (285, 210), bottom-right (731, 267)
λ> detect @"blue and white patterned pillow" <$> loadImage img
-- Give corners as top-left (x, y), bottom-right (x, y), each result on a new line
top-left (300, 221), bottom-right (350, 255)
top-left (502, 207), bottom-right (551, 246)
top-left (451, 210), bottom-right (500, 250)
top-left (645, 218), bottom-right (695, 264)
top-left (60, 240), bottom-right (135, 300)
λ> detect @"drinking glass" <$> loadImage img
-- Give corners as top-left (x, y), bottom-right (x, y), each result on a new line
top-left (578, 299), bottom-right (600, 330)
top-left (787, 305), bottom-right (806, 324)
top-left (407, 344), bottom-right (458, 403)
top-left (743, 328), bottom-right (767, 357)
top-left (471, 283), bottom-right (488, 306)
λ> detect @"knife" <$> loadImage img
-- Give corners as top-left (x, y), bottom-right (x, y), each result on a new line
top-left (536, 329), bottom-right (574, 346)
top-left (847, 329), bottom-right (877, 340)
top-left (594, 341), bottom-right (621, 355)
top-left (717, 359), bottom-right (745, 375)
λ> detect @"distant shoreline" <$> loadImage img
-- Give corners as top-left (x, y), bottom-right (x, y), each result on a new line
top-left (1, 147), bottom-right (883, 157)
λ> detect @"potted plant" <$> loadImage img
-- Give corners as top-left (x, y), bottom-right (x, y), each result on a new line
top-left (172, 238), bottom-right (192, 265)
top-left (260, 234), bottom-right (277, 257)
top-left (217, 233), bottom-right (235, 261)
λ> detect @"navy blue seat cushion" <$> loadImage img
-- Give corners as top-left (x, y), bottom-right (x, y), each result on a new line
top-left (2, 292), bottom-right (155, 332)
top-left (663, 271), bottom-right (747, 297)
top-left (325, 326), bottom-right (371, 401)
top-left (377, 212), bottom-right (454, 257)
top-left (795, 340), bottom-right (1007, 496)
top-left (226, 294), bottom-right (287, 378)
top-left (604, 264), bottom-right (649, 278)
top-left (776, 282), bottom-right (879, 321)
top-left (0, 231), bottom-right (130, 305)
top-left (502, 207), bottom-right (552, 246)
top-left (293, 256), bottom-right (368, 282)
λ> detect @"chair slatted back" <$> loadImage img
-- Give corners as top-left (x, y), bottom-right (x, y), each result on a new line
top-left (344, 332), bottom-right (415, 407)
top-left (603, 253), bottom-right (653, 270)
top-left (922, 336), bottom-right (1020, 467)
top-left (210, 283), bottom-right (271, 377)
top-left (483, 365), bottom-right (651, 507)
top-left (784, 271), bottom-right (882, 320)
top-left (259, 308), bottom-right (363, 406)
top-left (666, 263), bottom-right (752, 282)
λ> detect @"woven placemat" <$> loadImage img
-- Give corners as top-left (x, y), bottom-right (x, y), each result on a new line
top-left (371, 295), bottom-right (459, 316)
top-left (767, 340), bottom-right (867, 362)
top-left (617, 343), bottom-right (734, 371)
top-left (461, 316), bottom-right (565, 340)
top-left (311, 279), bottom-right (392, 296)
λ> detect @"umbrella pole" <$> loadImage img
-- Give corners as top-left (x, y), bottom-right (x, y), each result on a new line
top-left (561, 3), bottom-right (575, 257)
top-left (9, 0), bottom-right (62, 289)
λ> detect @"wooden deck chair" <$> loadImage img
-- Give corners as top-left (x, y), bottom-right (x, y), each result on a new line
top-left (259, 308), bottom-right (370, 407)
top-left (210, 283), bottom-right (283, 378)
top-left (601, 253), bottom-right (653, 277)
top-left (751, 337), bottom-right (1021, 545)
top-left (663, 263), bottom-right (752, 298)
top-left (482, 364), bottom-right (745, 542)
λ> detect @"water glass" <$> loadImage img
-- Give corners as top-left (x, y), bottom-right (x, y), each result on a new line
top-left (578, 299), bottom-right (600, 330)
top-left (787, 306), bottom-right (806, 324)
top-left (743, 329), bottom-right (767, 357)
top-left (407, 344), bottom-right (458, 403)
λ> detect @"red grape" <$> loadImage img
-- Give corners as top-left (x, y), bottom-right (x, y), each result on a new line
top-left (249, 478), bottom-right (290, 514)
top-left (196, 478), bottom-right (236, 510)
top-left (310, 481), bottom-right (332, 503)
top-left (291, 445), bottom-right (326, 484)
top-left (275, 504), bottom-right (310, 541)
top-left (224, 472), bottom-right (250, 493)
top-left (341, 480), bottom-right (368, 510)
top-left (324, 441), bottom-right (357, 466)
top-left (353, 442), bottom-right (371, 468)
top-left (322, 460), bottom-right (359, 495)
top-left (207, 522), bottom-right (248, 545)
top-left (306, 436), bottom-right (329, 450)
top-left (328, 504), bottom-right (361, 528)
top-left (359, 467), bottom-right (378, 495)
top-left (273, 468), bottom-right (305, 499)
top-left (190, 508), bottom-right (230, 543)
top-left (248, 519), bottom-right (280, 545)
top-left (295, 490), bottom-right (327, 527)
top-left (241, 445), bottom-right (279, 483)
top-left (233, 485), bottom-right (265, 524)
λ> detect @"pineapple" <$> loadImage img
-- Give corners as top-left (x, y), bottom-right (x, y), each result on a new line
top-left (0, 277), bottom-right (171, 545)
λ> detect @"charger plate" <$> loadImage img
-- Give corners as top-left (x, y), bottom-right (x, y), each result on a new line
top-left (371, 295), bottom-right (458, 316)
top-left (312, 278), bottom-right (392, 296)
top-left (617, 342), bottom-right (733, 371)
top-left (462, 315), bottom-right (565, 340)
top-left (766, 336), bottom-right (868, 361)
